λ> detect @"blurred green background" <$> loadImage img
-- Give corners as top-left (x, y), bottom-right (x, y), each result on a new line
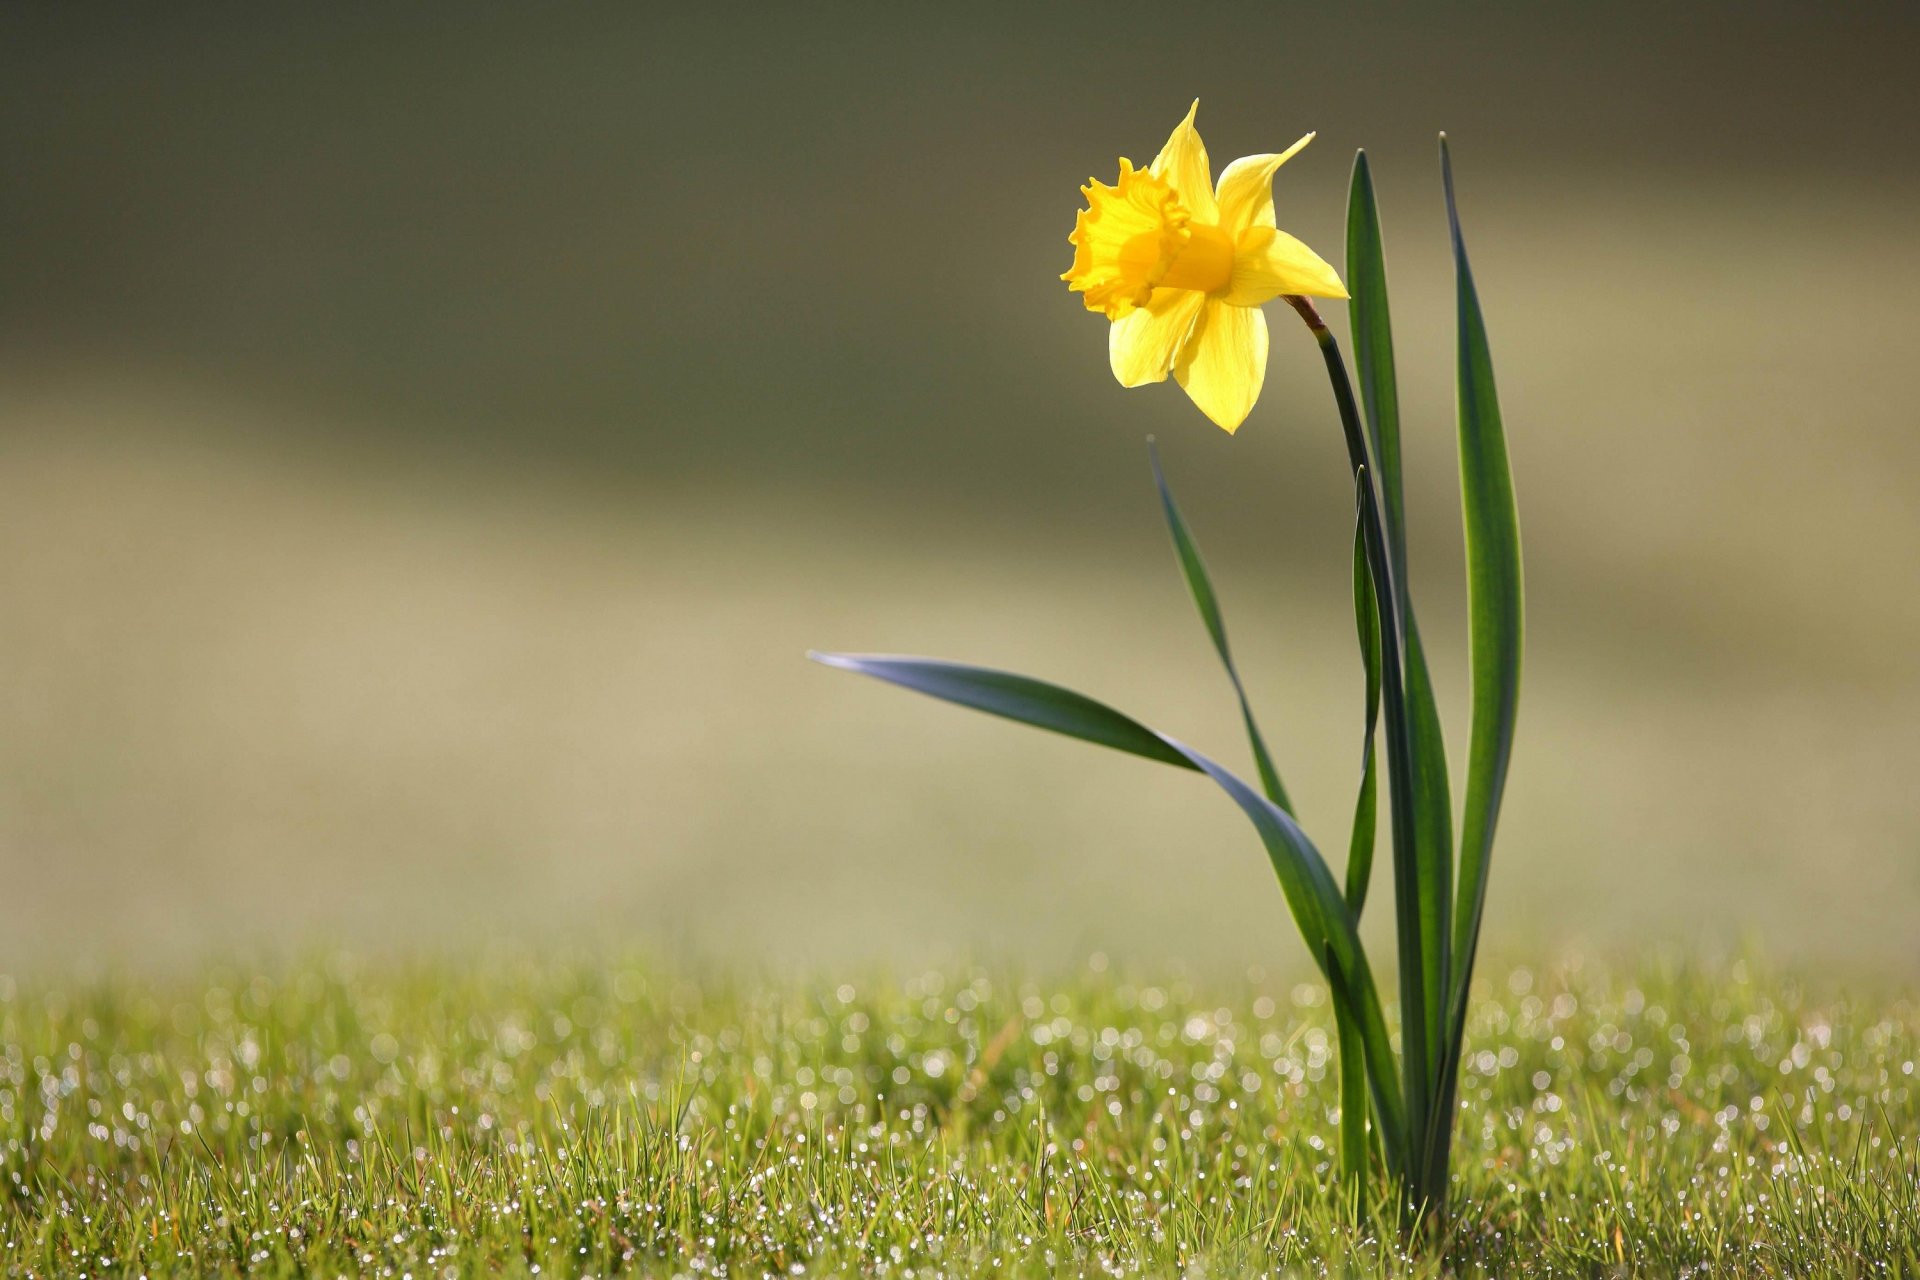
top-left (3, 4), bottom-right (1917, 971)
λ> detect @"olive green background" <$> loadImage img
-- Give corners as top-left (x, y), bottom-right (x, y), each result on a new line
top-left (3, 4), bottom-right (1917, 969)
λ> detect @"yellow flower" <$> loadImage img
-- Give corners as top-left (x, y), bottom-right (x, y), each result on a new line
top-left (1063, 101), bottom-right (1347, 433)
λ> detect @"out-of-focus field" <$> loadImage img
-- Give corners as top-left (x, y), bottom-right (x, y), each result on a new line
top-left (2, 6), bottom-right (1918, 972)
top-left (5, 202), bottom-right (1920, 969)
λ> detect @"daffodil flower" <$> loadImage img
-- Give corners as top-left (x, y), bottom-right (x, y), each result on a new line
top-left (1063, 102), bottom-right (1348, 433)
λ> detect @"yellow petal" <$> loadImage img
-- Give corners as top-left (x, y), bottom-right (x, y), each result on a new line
top-left (1212, 133), bottom-right (1315, 236)
top-left (1222, 225), bottom-right (1348, 305)
top-left (1108, 288), bottom-right (1207, 388)
top-left (1148, 100), bottom-right (1217, 223)
top-left (1174, 300), bottom-right (1268, 433)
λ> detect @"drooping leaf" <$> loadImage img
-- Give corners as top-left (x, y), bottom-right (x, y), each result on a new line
top-left (1148, 440), bottom-right (1290, 813)
top-left (812, 649), bottom-right (1410, 1167)
top-left (1177, 742), bottom-right (1408, 1173)
top-left (807, 653), bottom-right (1197, 772)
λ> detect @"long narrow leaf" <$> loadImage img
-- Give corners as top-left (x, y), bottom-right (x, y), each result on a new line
top-left (812, 649), bottom-right (1410, 1167)
top-left (1442, 134), bottom-right (1523, 1007)
top-left (1327, 947), bottom-right (1377, 1186)
top-left (1346, 152), bottom-right (1408, 572)
top-left (1346, 152), bottom-right (1455, 1097)
top-left (1425, 135), bottom-right (1524, 1199)
top-left (1149, 441), bottom-right (1291, 813)
top-left (1404, 621), bottom-right (1454, 1083)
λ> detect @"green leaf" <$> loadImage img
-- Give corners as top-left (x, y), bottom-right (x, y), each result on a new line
top-left (1441, 135), bottom-right (1523, 1010)
top-left (1403, 619), bottom-right (1454, 1084)
top-left (1327, 947), bottom-right (1376, 1187)
top-left (811, 649), bottom-right (1410, 1169)
top-left (1423, 135), bottom-right (1524, 1201)
top-left (806, 653), bottom-right (1196, 772)
top-left (1149, 441), bottom-right (1291, 814)
top-left (1348, 149), bottom-right (1455, 1096)
top-left (1346, 151), bottom-right (1408, 574)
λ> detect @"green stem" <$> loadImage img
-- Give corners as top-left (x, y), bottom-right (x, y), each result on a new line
top-left (1285, 294), bottom-right (1439, 1218)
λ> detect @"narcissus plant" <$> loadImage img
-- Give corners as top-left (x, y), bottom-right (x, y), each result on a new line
top-left (816, 104), bottom-right (1523, 1234)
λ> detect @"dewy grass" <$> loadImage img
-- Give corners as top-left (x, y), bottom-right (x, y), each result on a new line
top-left (2, 951), bottom-right (1916, 1277)
top-left (816, 111), bottom-right (1522, 1223)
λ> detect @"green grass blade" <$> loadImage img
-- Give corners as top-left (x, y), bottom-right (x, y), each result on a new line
top-left (1346, 479), bottom-right (1381, 916)
top-left (1440, 135), bottom-right (1523, 1007)
top-left (813, 649), bottom-right (1409, 1166)
top-left (1347, 153), bottom-right (1455, 1099)
top-left (1148, 440), bottom-right (1291, 813)
top-left (807, 653), bottom-right (1199, 773)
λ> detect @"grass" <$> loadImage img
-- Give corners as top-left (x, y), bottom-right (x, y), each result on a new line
top-left (2, 951), bottom-right (1916, 1277)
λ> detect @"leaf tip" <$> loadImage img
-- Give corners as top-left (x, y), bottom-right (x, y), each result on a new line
top-left (1147, 437), bottom-right (1170, 492)
top-left (1439, 137), bottom-right (1464, 246)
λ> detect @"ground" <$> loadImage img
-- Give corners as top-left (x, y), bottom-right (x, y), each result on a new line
top-left (3, 950), bottom-right (1915, 1278)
